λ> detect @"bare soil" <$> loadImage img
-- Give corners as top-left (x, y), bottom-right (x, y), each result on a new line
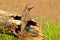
top-left (0, 0), bottom-right (60, 22)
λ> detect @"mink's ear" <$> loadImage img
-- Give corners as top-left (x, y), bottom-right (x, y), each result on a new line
top-left (26, 4), bottom-right (34, 10)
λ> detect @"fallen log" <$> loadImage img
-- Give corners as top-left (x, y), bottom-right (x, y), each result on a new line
top-left (5, 4), bottom-right (44, 40)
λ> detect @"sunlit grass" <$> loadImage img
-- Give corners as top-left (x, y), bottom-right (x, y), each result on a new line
top-left (39, 16), bottom-right (60, 40)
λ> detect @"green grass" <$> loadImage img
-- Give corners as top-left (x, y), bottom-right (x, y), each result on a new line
top-left (0, 16), bottom-right (60, 40)
top-left (43, 21), bottom-right (57, 40)
top-left (39, 16), bottom-right (60, 40)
